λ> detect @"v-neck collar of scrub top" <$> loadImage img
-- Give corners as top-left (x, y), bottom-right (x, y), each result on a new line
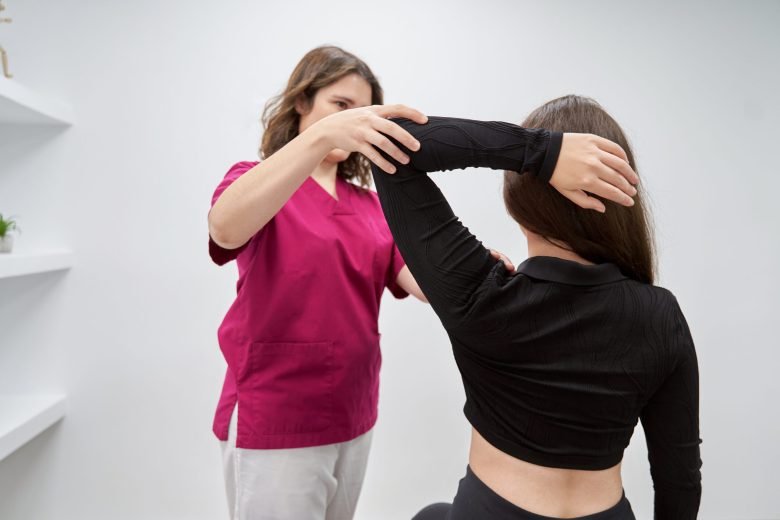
top-left (301, 175), bottom-right (356, 216)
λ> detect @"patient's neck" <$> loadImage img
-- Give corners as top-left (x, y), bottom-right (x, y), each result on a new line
top-left (525, 229), bottom-right (594, 266)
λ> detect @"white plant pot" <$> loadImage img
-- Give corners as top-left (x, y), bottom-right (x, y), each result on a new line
top-left (0, 234), bottom-right (13, 253)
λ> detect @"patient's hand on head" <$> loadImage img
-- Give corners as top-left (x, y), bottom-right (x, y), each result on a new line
top-left (552, 134), bottom-right (639, 213)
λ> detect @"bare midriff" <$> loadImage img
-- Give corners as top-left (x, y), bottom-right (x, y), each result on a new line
top-left (469, 428), bottom-right (624, 518)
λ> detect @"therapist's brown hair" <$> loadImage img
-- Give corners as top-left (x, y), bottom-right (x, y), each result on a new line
top-left (260, 46), bottom-right (383, 188)
top-left (503, 95), bottom-right (656, 284)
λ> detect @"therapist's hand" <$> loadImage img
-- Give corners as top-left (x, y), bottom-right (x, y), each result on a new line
top-left (490, 249), bottom-right (516, 273)
top-left (314, 104), bottom-right (428, 174)
top-left (551, 133), bottom-right (640, 213)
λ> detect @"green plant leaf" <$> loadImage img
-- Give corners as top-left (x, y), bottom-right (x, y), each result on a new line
top-left (0, 213), bottom-right (19, 238)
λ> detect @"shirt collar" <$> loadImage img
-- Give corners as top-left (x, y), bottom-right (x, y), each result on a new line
top-left (516, 256), bottom-right (627, 286)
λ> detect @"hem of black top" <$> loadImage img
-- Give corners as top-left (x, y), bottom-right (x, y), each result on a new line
top-left (465, 407), bottom-right (624, 471)
top-left (537, 131), bottom-right (563, 183)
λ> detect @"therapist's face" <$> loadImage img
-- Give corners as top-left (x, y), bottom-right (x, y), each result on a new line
top-left (297, 73), bottom-right (373, 163)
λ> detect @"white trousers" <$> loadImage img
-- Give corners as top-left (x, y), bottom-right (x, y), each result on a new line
top-left (220, 406), bottom-right (373, 520)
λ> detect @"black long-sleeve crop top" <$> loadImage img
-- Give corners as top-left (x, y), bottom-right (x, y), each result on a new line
top-left (370, 117), bottom-right (702, 518)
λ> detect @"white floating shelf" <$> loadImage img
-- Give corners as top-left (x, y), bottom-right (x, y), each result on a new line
top-left (0, 249), bottom-right (74, 279)
top-left (0, 394), bottom-right (67, 462)
top-left (0, 77), bottom-right (74, 126)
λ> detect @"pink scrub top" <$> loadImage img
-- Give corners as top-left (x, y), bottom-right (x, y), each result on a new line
top-left (209, 161), bottom-right (408, 449)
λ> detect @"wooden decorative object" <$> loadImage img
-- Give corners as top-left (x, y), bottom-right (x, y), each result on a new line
top-left (1, 47), bottom-right (12, 79)
top-left (0, 0), bottom-right (11, 78)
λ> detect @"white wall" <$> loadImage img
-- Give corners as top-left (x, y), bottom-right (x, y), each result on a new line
top-left (0, 1), bottom-right (778, 518)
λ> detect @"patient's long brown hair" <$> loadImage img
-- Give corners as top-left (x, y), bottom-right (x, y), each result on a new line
top-left (504, 95), bottom-right (656, 284)
top-left (260, 46), bottom-right (383, 188)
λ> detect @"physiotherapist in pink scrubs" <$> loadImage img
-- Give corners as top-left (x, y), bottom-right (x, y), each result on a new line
top-left (207, 46), bottom-right (492, 520)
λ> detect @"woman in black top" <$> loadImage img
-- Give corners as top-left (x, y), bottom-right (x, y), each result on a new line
top-left (370, 96), bottom-right (701, 519)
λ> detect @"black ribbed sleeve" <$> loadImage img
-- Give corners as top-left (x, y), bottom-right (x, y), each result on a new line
top-left (371, 116), bottom-right (559, 328)
top-left (640, 302), bottom-right (703, 519)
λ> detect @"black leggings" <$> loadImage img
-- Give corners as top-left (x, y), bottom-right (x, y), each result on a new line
top-left (411, 466), bottom-right (636, 520)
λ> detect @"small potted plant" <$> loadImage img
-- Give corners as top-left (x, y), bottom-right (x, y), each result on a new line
top-left (0, 213), bottom-right (19, 253)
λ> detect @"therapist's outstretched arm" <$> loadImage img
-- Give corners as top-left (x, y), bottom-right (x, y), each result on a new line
top-left (395, 266), bottom-right (428, 303)
top-left (208, 104), bottom-right (427, 250)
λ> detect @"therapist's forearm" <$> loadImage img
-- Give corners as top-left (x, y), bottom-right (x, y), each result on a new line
top-left (208, 127), bottom-right (333, 250)
top-left (396, 266), bottom-right (429, 303)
